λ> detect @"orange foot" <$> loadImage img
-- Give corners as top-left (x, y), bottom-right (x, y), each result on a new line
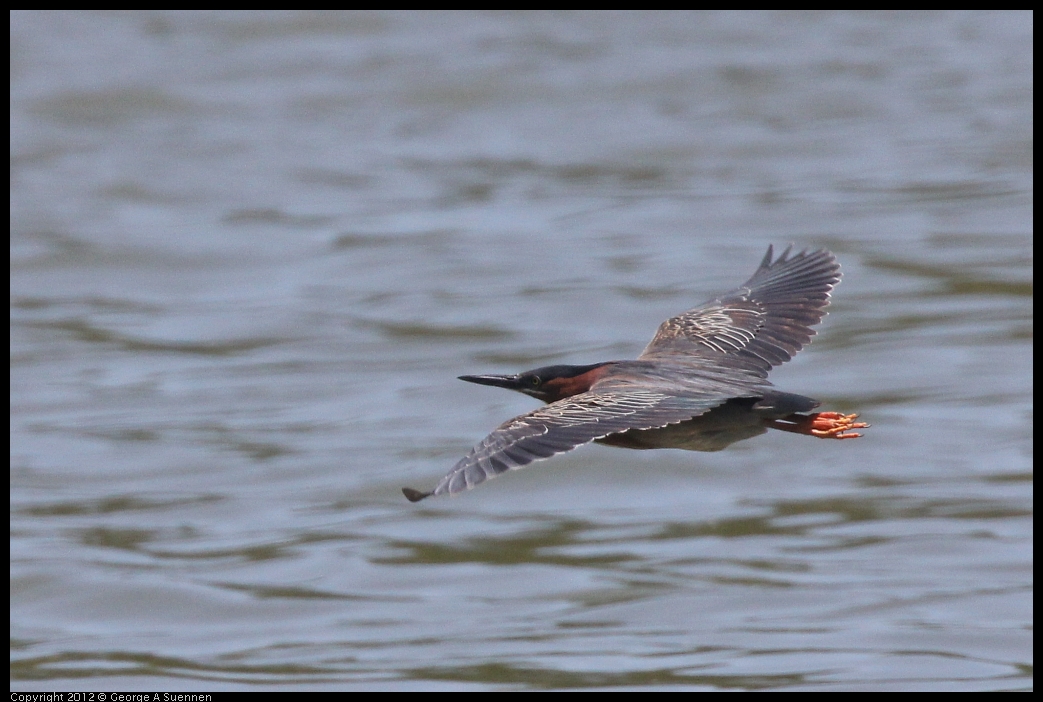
top-left (767, 411), bottom-right (869, 440)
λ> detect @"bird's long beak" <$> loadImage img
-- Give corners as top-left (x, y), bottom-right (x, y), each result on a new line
top-left (458, 373), bottom-right (521, 390)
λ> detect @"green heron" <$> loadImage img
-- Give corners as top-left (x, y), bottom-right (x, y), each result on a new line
top-left (403, 245), bottom-right (867, 502)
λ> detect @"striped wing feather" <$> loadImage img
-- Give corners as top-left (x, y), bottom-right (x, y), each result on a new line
top-left (639, 245), bottom-right (840, 376)
top-left (431, 389), bottom-right (726, 497)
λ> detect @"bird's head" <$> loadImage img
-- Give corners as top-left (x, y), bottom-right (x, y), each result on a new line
top-left (459, 362), bottom-right (614, 404)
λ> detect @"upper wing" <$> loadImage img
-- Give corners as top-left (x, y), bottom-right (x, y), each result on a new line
top-left (638, 245), bottom-right (840, 376)
top-left (405, 388), bottom-right (736, 500)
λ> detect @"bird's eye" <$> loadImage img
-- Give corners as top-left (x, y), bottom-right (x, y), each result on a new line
top-left (530, 376), bottom-right (541, 387)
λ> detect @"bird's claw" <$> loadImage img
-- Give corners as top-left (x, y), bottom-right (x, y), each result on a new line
top-left (807, 411), bottom-right (869, 439)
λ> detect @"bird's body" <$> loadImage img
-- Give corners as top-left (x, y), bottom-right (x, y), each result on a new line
top-left (403, 245), bottom-right (867, 502)
top-left (597, 391), bottom-right (817, 452)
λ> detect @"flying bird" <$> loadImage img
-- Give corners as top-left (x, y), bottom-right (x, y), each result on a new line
top-left (403, 245), bottom-right (867, 502)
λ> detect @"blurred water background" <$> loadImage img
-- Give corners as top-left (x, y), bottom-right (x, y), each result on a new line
top-left (10, 11), bottom-right (1032, 691)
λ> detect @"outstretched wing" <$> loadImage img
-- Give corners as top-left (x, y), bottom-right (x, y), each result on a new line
top-left (639, 245), bottom-right (840, 376)
top-left (404, 388), bottom-right (736, 501)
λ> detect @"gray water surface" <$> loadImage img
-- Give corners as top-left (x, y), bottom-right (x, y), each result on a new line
top-left (11, 11), bottom-right (1032, 691)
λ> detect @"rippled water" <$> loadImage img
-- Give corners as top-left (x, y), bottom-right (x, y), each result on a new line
top-left (11, 11), bottom-right (1032, 691)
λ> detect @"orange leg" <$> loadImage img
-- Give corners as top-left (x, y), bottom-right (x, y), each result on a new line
top-left (765, 411), bottom-right (869, 440)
